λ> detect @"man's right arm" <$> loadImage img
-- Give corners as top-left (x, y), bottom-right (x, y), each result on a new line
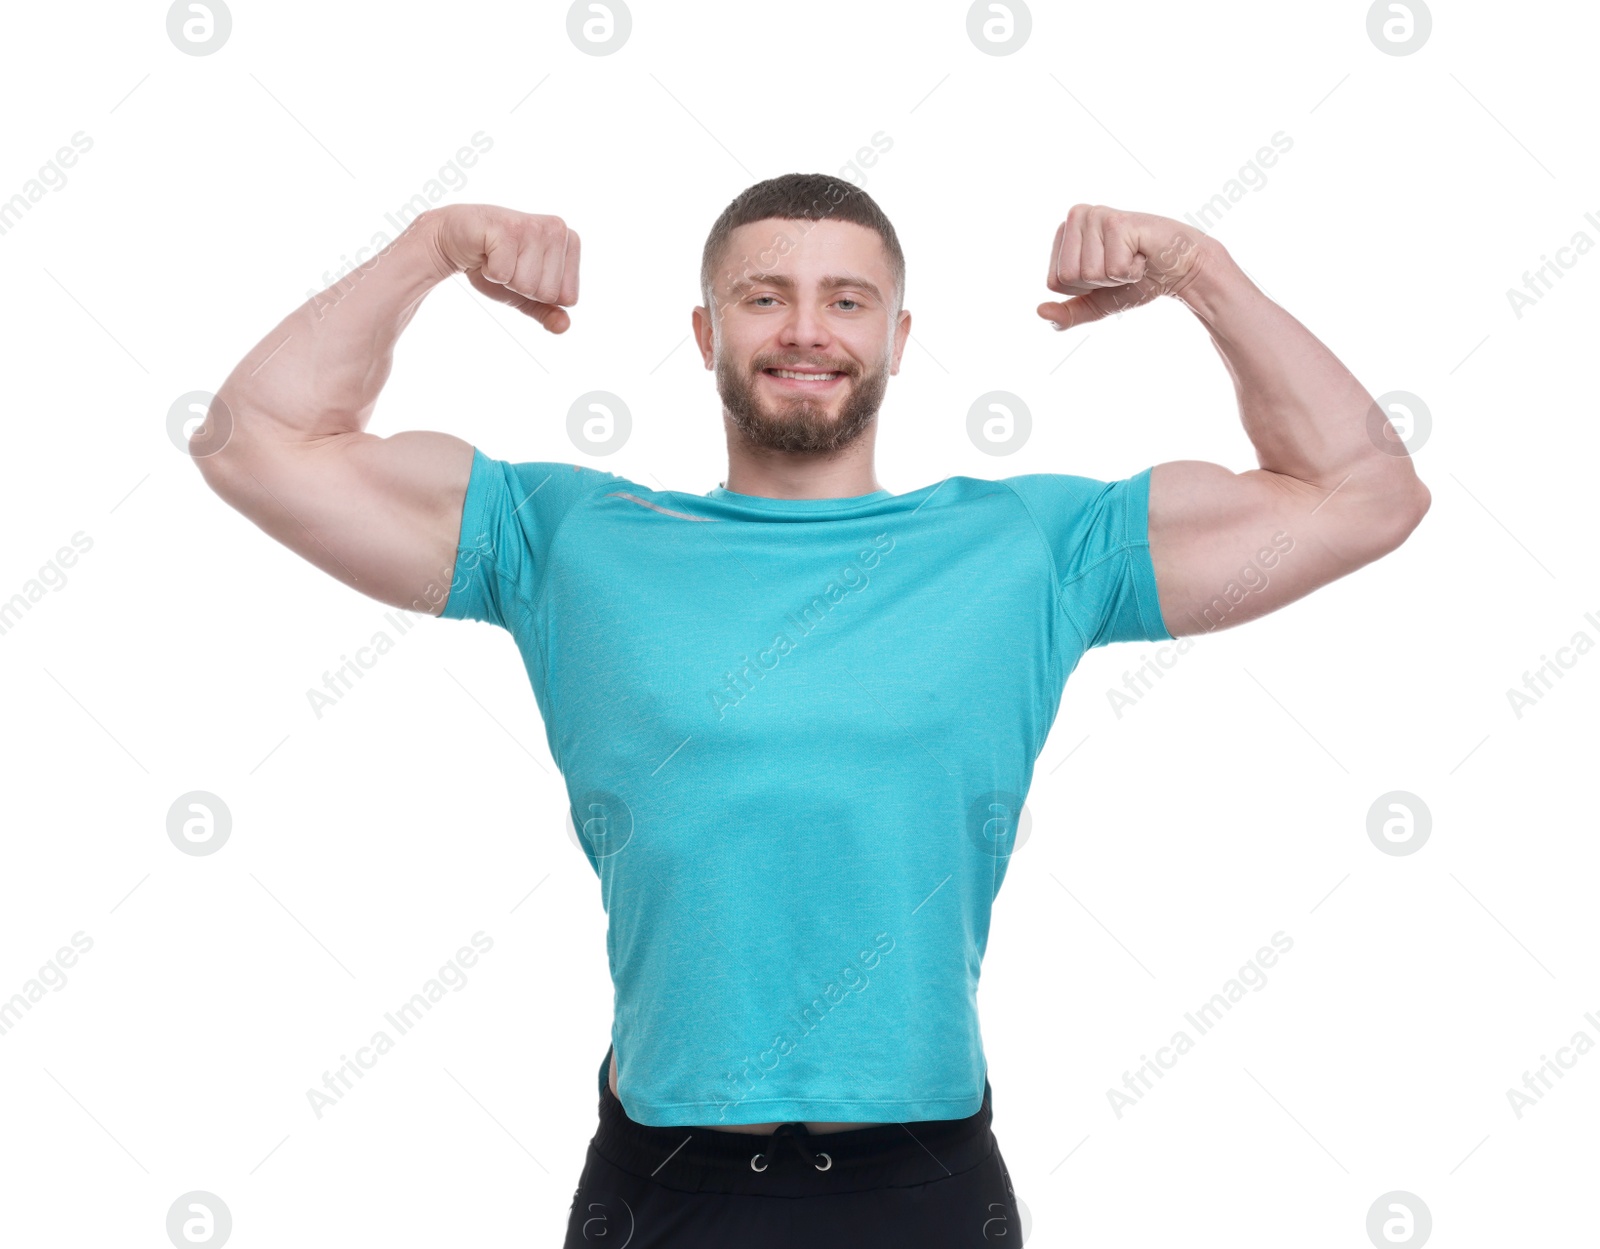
top-left (190, 203), bottom-right (581, 615)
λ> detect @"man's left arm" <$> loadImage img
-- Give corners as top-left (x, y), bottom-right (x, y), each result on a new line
top-left (1038, 205), bottom-right (1432, 638)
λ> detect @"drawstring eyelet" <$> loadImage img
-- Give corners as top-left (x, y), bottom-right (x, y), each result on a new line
top-left (751, 1123), bottom-right (831, 1173)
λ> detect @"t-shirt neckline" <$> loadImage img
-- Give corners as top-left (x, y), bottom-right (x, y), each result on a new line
top-left (705, 484), bottom-right (893, 512)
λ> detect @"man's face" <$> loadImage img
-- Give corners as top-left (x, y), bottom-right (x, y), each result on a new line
top-left (694, 218), bottom-right (911, 455)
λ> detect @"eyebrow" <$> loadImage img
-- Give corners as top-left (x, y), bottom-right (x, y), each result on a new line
top-left (727, 272), bottom-right (884, 303)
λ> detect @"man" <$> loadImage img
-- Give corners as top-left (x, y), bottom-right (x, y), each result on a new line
top-left (193, 174), bottom-right (1429, 1247)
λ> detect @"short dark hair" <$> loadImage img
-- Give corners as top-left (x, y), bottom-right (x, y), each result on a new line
top-left (700, 173), bottom-right (905, 316)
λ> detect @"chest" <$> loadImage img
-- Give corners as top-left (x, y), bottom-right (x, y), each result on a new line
top-left (531, 510), bottom-right (1063, 773)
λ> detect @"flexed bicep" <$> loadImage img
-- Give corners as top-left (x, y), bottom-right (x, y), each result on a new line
top-left (1145, 459), bottom-right (1418, 638)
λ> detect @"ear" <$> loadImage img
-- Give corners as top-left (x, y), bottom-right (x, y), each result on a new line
top-left (691, 304), bottom-right (715, 368)
top-left (890, 307), bottom-right (912, 375)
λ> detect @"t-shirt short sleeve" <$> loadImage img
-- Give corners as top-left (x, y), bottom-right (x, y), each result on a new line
top-left (1001, 467), bottom-right (1173, 649)
top-left (439, 447), bottom-right (619, 630)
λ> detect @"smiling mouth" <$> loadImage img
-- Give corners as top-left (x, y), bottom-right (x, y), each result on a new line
top-left (762, 368), bottom-right (845, 387)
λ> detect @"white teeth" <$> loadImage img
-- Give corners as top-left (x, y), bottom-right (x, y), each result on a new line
top-left (770, 369), bottom-right (839, 381)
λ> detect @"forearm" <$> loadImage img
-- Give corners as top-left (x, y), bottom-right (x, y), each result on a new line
top-left (203, 211), bottom-right (454, 468)
top-left (1175, 240), bottom-right (1428, 514)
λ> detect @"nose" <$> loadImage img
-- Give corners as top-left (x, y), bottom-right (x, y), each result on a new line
top-left (776, 300), bottom-right (831, 352)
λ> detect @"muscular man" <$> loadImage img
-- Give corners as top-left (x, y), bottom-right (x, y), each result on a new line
top-left (194, 175), bottom-right (1428, 1247)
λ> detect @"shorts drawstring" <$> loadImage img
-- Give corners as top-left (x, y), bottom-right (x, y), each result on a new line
top-left (591, 1045), bottom-right (997, 1197)
top-left (750, 1121), bottom-right (833, 1172)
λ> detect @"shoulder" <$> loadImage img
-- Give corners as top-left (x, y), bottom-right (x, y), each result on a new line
top-left (993, 470), bottom-right (1137, 504)
top-left (993, 470), bottom-right (1153, 533)
top-left (467, 452), bottom-right (638, 514)
top-left (491, 456), bottom-right (628, 493)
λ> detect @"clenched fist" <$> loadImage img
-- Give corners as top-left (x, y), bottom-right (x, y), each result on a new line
top-left (1038, 205), bottom-right (1214, 331)
top-left (428, 203), bottom-right (581, 333)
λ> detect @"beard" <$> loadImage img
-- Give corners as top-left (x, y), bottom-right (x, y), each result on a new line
top-left (716, 349), bottom-right (890, 455)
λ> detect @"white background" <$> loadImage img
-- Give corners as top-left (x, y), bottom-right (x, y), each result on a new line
top-left (1, 0), bottom-right (1595, 1245)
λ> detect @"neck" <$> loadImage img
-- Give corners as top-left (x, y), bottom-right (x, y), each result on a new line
top-left (721, 430), bottom-right (882, 500)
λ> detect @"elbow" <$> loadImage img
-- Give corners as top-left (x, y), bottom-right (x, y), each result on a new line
top-left (1400, 479), bottom-right (1431, 535)
top-left (186, 387), bottom-right (245, 486)
top-left (188, 385), bottom-right (246, 463)
top-left (1374, 481), bottom-right (1431, 553)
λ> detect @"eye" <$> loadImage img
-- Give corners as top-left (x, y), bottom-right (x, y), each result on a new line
top-left (835, 298), bottom-right (860, 311)
top-left (750, 295), bottom-right (777, 307)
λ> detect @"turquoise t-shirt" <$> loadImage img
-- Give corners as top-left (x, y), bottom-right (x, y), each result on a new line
top-left (441, 447), bottom-right (1172, 1126)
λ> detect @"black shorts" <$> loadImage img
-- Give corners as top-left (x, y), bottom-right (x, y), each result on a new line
top-left (562, 1046), bottom-right (1022, 1247)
